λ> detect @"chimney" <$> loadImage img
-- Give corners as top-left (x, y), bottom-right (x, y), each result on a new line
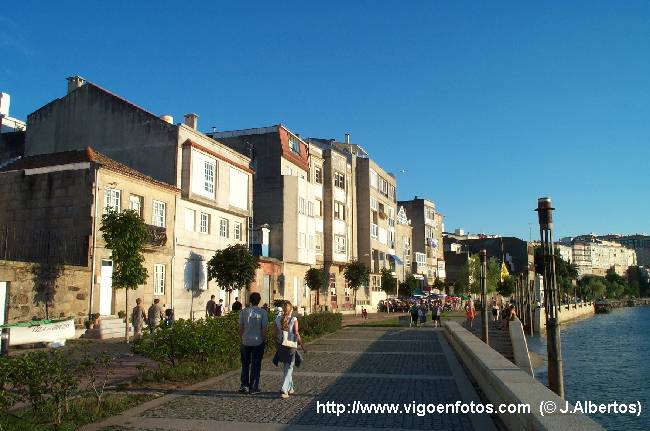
top-left (344, 133), bottom-right (350, 144)
top-left (66, 76), bottom-right (85, 94)
top-left (160, 115), bottom-right (174, 124)
top-left (184, 113), bottom-right (198, 130)
top-left (0, 92), bottom-right (9, 117)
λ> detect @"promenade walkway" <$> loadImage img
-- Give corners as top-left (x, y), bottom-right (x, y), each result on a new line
top-left (85, 326), bottom-right (497, 431)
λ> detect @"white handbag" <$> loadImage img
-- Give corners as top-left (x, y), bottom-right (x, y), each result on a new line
top-left (281, 318), bottom-right (298, 348)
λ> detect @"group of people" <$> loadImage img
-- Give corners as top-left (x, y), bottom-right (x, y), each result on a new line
top-left (206, 295), bottom-right (244, 317)
top-left (131, 297), bottom-right (175, 339)
top-left (463, 298), bottom-right (517, 330)
top-left (238, 293), bottom-right (307, 398)
top-left (408, 301), bottom-right (443, 327)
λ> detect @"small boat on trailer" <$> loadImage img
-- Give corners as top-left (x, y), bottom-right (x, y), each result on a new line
top-left (1, 318), bottom-right (76, 347)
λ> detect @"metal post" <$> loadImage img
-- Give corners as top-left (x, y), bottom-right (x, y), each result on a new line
top-left (479, 249), bottom-right (488, 344)
top-left (536, 197), bottom-right (564, 398)
top-left (528, 279), bottom-right (535, 336)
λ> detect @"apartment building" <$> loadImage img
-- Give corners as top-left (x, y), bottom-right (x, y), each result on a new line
top-left (23, 76), bottom-right (252, 318)
top-left (308, 139), bottom-right (355, 311)
top-left (210, 125), bottom-right (320, 312)
top-left (599, 234), bottom-right (650, 267)
top-left (0, 147), bottom-right (178, 324)
top-left (398, 197), bottom-right (445, 288)
top-left (571, 236), bottom-right (637, 277)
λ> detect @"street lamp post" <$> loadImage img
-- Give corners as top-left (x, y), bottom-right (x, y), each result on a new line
top-left (479, 249), bottom-right (488, 344)
top-left (536, 197), bottom-right (564, 398)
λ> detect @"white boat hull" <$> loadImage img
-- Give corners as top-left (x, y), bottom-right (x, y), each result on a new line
top-left (8, 319), bottom-right (76, 347)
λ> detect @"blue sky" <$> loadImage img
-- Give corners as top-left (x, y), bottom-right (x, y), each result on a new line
top-left (2, 1), bottom-right (649, 239)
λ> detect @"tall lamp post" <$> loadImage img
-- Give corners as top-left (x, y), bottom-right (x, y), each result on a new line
top-left (479, 249), bottom-right (488, 344)
top-left (536, 197), bottom-right (564, 398)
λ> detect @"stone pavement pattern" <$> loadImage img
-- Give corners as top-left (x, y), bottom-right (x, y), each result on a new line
top-left (86, 327), bottom-right (496, 431)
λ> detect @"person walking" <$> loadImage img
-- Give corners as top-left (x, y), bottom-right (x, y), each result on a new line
top-left (232, 297), bottom-right (243, 312)
top-left (131, 298), bottom-right (147, 341)
top-left (418, 303), bottom-right (426, 325)
top-left (216, 298), bottom-right (224, 316)
top-left (431, 301), bottom-right (442, 328)
top-left (147, 298), bottom-right (164, 333)
top-left (239, 292), bottom-right (268, 395)
top-left (410, 302), bottom-right (419, 327)
top-left (491, 298), bottom-right (499, 328)
top-left (206, 295), bottom-right (217, 317)
top-left (465, 299), bottom-right (476, 329)
top-left (273, 301), bottom-right (306, 398)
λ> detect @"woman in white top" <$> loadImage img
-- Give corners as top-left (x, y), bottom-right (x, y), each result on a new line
top-left (273, 301), bottom-right (306, 398)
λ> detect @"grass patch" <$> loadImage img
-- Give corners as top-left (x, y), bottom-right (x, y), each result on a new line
top-left (0, 393), bottom-right (155, 431)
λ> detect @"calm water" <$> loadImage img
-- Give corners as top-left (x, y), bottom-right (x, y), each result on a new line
top-left (527, 306), bottom-right (650, 430)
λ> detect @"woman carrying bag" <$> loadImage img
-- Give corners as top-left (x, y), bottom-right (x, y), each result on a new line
top-left (273, 301), bottom-right (307, 398)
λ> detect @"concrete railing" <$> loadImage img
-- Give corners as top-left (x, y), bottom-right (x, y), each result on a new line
top-left (508, 317), bottom-right (534, 376)
top-left (444, 321), bottom-right (603, 431)
top-left (534, 302), bottom-right (594, 332)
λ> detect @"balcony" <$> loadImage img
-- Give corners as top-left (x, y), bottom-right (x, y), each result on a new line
top-left (145, 224), bottom-right (167, 246)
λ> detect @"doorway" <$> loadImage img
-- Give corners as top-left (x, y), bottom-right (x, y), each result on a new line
top-left (99, 260), bottom-right (113, 315)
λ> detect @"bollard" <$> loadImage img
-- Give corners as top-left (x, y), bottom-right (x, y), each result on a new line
top-left (0, 328), bottom-right (9, 356)
top-left (479, 249), bottom-right (488, 344)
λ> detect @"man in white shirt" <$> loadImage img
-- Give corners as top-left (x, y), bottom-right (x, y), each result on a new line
top-left (238, 292), bottom-right (268, 395)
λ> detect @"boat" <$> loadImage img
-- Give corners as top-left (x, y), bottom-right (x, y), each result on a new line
top-left (1, 318), bottom-right (76, 347)
top-left (594, 300), bottom-right (612, 314)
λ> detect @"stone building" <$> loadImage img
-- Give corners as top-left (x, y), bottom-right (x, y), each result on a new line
top-left (398, 197), bottom-right (445, 289)
top-left (22, 76), bottom-right (252, 319)
top-left (571, 235), bottom-right (637, 277)
top-left (210, 125), bottom-right (320, 312)
top-left (0, 147), bottom-right (178, 327)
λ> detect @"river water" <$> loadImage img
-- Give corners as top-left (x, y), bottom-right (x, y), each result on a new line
top-left (526, 306), bottom-right (650, 430)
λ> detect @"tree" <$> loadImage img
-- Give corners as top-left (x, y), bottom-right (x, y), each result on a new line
top-left (497, 275), bottom-right (516, 297)
top-left (343, 260), bottom-right (370, 315)
top-left (305, 267), bottom-right (328, 310)
top-left (432, 277), bottom-right (445, 292)
top-left (380, 268), bottom-right (396, 295)
top-left (486, 257), bottom-right (501, 294)
top-left (207, 244), bottom-right (259, 308)
top-left (100, 209), bottom-right (148, 342)
top-left (400, 274), bottom-right (418, 297)
top-left (578, 276), bottom-right (607, 300)
top-left (534, 247), bottom-right (578, 298)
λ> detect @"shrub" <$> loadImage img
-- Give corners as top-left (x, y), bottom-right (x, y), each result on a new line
top-left (297, 312), bottom-right (342, 340)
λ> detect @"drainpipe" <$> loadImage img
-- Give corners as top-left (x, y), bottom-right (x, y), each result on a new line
top-left (88, 165), bottom-right (100, 320)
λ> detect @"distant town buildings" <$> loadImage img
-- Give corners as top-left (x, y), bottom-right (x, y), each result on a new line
top-left (559, 235), bottom-right (638, 277)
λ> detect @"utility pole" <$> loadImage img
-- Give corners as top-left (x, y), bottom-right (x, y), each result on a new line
top-left (479, 249), bottom-right (488, 344)
top-left (536, 197), bottom-right (564, 398)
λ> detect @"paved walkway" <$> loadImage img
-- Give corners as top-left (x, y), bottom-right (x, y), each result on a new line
top-left (84, 327), bottom-right (496, 431)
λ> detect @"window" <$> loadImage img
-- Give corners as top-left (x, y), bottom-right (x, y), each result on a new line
top-left (370, 197), bottom-right (378, 211)
top-left (371, 223), bottom-right (378, 239)
top-left (234, 222), bottom-right (242, 240)
top-left (200, 212), bottom-right (210, 234)
top-left (314, 166), bottom-right (323, 184)
top-left (229, 167), bottom-right (249, 209)
top-left (152, 201), bottom-right (166, 227)
top-left (104, 188), bottom-right (120, 213)
top-left (154, 264), bottom-right (165, 295)
top-left (334, 171), bottom-right (345, 189)
top-left (334, 201), bottom-right (345, 220)
top-left (415, 252), bottom-right (426, 265)
top-left (315, 199), bottom-right (322, 217)
top-left (369, 169), bottom-right (379, 189)
top-left (185, 208), bottom-right (195, 231)
top-left (299, 197), bottom-right (306, 215)
top-left (335, 235), bottom-right (346, 253)
top-left (129, 195), bottom-right (143, 217)
top-left (308, 201), bottom-right (314, 217)
top-left (299, 232), bottom-right (306, 249)
top-left (315, 232), bottom-right (323, 252)
top-left (203, 161), bottom-right (215, 194)
top-left (220, 218), bottom-right (229, 238)
top-left (309, 235), bottom-right (314, 250)
top-left (289, 135), bottom-right (301, 154)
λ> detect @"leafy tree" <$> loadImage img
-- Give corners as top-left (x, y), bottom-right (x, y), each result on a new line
top-left (400, 274), bottom-right (418, 297)
top-left (432, 277), bottom-right (445, 292)
top-left (497, 275), bottom-right (516, 297)
top-left (207, 244), bottom-right (259, 308)
top-left (486, 257), bottom-right (501, 294)
top-left (578, 276), bottom-right (607, 300)
top-left (343, 260), bottom-right (370, 315)
top-left (305, 267), bottom-right (328, 309)
top-left (380, 268), bottom-right (396, 295)
top-left (100, 209), bottom-right (148, 341)
top-left (534, 247), bottom-right (578, 298)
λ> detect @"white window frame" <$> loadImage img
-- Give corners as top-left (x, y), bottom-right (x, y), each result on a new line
top-left (334, 201), bottom-right (345, 221)
top-left (234, 222), bottom-right (242, 240)
top-left (152, 200), bottom-right (166, 227)
top-left (314, 166), bottom-right (323, 184)
top-left (334, 171), bottom-right (345, 189)
top-left (335, 235), bottom-right (346, 253)
top-left (289, 136), bottom-right (301, 154)
top-left (308, 201), bottom-right (314, 217)
top-left (299, 232), bottom-right (306, 249)
top-left (154, 264), bottom-right (165, 295)
top-left (104, 188), bottom-right (121, 213)
top-left (129, 195), bottom-right (143, 217)
top-left (185, 208), bottom-right (195, 231)
top-left (200, 212), bottom-right (210, 234)
top-left (299, 197), bottom-right (306, 215)
top-left (203, 160), bottom-right (215, 194)
top-left (370, 197), bottom-right (378, 211)
top-left (315, 232), bottom-right (323, 252)
top-left (219, 218), bottom-right (229, 238)
top-left (370, 223), bottom-right (378, 239)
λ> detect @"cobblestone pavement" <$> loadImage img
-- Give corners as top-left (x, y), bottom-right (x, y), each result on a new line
top-left (84, 327), bottom-right (496, 431)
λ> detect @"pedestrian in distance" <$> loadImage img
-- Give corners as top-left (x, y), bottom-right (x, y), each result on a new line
top-left (147, 298), bottom-right (164, 333)
top-left (131, 298), bottom-right (147, 341)
top-left (362, 307), bottom-right (368, 320)
top-left (465, 299), bottom-right (476, 329)
top-left (239, 292), bottom-right (268, 395)
top-left (431, 301), bottom-right (442, 328)
top-left (216, 298), bottom-right (224, 316)
top-left (164, 308), bottom-right (175, 326)
top-left (206, 295), bottom-right (217, 317)
top-left (491, 298), bottom-right (499, 328)
top-left (273, 301), bottom-right (306, 398)
top-left (418, 303), bottom-right (426, 325)
top-left (410, 302), bottom-right (419, 327)
top-left (232, 297), bottom-right (243, 312)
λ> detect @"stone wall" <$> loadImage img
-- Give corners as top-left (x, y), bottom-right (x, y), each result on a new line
top-left (534, 301), bottom-right (594, 332)
top-left (0, 260), bottom-right (90, 327)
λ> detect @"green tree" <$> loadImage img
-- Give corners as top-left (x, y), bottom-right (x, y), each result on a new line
top-left (432, 277), bottom-right (445, 292)
top-left (534, 247), bottom-right (578, 298)
top-left (467, 255), bottom-right (480, 294)
top-left (343, 260), bottom-right (370, 315)
top-left (100, 209), bottom-right (148, 342)
top-left (578, 276), bottom-right (607, 300)
top-left (400, 274), bottom-right (418, 297)
top-left (497, 275), bottom-right (516, 297)
top-left (207, 244), bottom-right (259, 308)
top-left (486, 257), bottom-right (501, 294)
top-left (305, 267), bottom-right (328, 309)
top-left (380, 268), bottom-right (396, 295)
